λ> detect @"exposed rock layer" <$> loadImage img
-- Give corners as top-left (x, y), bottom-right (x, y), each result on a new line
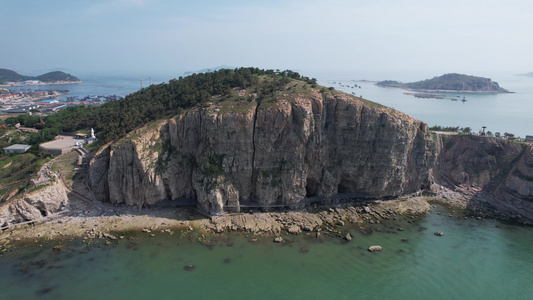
top-left (437, 135), bottom-right (533, 222)
top-left (0, 180), bottom-right (68, 227)
top-left (89, 91), bottom-right (436, 214)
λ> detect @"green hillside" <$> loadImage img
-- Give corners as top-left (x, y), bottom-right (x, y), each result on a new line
top-left (0, 68), bottom-right (32, 83)
top-left (36, 71), bottom-right (80, 82)
top-left (0, 68), bottom-right (80, 84)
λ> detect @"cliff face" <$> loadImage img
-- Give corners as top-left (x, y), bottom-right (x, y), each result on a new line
top-left (89, 91), bottom-right (436, 214)
top-left (437, 135), bottom-right (533, 222)
top-left (0, 180), bottom-right (69, 227)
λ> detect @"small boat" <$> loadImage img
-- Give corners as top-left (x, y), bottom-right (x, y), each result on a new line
top-left (461, 96), bottom-right (467, 102)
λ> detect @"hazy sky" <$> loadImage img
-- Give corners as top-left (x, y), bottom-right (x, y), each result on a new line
top-left (2, 0), bottom-right (532, 78)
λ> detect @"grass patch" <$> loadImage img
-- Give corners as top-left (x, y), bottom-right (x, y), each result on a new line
top-left (431, 132), bottom-right (438, 144)
top-left (85, 140), bottom-right (103, 152)
top-left (216, 94), bottom-right (257, 114)
top-left (0, 153), bottom-right (49, 199)
top-left (76, 128), bottom-right (91, 135)
top-left (114, 120), bottom-right (165, 147)
top-left (0, 154), bottom-right (46, 186)
top-left (204, 154), bottom-right (225, 176)
top-left (50, 151), bottom-right (79, 172)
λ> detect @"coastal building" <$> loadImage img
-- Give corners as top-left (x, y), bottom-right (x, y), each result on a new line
top-left (525, 135), bottom-right (533, 143)
top-left (39, 135), bottom-right (79, 156)
top-left (3, 144), bottom-right (31, 154)
top-left (3, 105), bottom-right (40, 114)
top-left (23, 80), bottom-right (40, 85)
top-left (0, 94), bottom-right (16, 101)
top-left (39, 133), bottom-right (96, 155)
top-left (18, 127), bottom-right (39, 133)
top-left (35, 99), bottom-right (59, 105)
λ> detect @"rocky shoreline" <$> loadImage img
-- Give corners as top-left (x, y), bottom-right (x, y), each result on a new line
top-left (0, 189), bottom-right (515, 253)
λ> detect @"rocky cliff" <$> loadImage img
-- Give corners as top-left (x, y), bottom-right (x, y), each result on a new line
top-left (89, 88), bottom-right (436, 214)
top-left (437, 134), bottom-right (533, 222)
top-left (0, 179), bottom-right (69, 227)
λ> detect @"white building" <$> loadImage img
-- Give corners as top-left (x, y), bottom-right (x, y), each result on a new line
top-left (3, 144), bottom-right (31, 153)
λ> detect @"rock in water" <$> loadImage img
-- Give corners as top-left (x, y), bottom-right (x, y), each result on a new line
top-left (299, 247), bottom-right (309, 253)
top-left (274, 236), bottom-right (284, 243)
top-left (184, 264), bottom-right (195, 271)
top-left (368, 245), bottom-right (382, 252)
top-left (434, 231), bottom-right (444, 236)
top-left (345, 233), bottom-right (353, 242)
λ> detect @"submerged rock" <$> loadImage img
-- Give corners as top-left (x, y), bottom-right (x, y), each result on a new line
top-left (434, 231), bottom-right (444, 236)
top-left (184, 264), bottom-right (195, 271)
top-left (368, 245), bottom-right (382, 252)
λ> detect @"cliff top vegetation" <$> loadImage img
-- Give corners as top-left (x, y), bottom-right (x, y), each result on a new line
top-left (4, 68), bottom-right (382, 147)
top-left (377, 73), bottom-right (510, 93)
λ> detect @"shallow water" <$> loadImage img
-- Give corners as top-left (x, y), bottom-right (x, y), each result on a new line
top-left (1, 209), bottom-right (532, 299)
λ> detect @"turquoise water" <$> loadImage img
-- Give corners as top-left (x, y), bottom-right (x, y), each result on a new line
top-left (1, 209), bottom-right (533, 299)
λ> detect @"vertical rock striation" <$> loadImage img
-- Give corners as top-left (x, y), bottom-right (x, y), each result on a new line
top-left (89, 91), bottom-right (436, 214)
top-left (437, 134), bottom-right (533, 222)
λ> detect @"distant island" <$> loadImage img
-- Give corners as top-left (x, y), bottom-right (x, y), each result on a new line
top-left (377, 73), bottom-right (510, 93)
top-left (519, 72), bottom-right (533, 77)
top-left (0, 68), bottom-right (81, 86)
top-left (183, 65), bottom-right (235, 76)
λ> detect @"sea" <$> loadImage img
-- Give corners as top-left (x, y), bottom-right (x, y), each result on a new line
top-left (318, 72), bottom-right (533, 138)
top-left (1, 71), bottom-right (533, 299)
top-left (1, 209), bottom-right (533, 299)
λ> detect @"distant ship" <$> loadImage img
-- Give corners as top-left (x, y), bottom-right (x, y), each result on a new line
top-left (462, 96), bottom-right (467, 103)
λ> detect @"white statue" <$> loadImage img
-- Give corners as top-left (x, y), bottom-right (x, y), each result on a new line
top-left (91, 128), bottom-right (95, 138)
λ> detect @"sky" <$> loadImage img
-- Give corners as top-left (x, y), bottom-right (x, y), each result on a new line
top-left (2, 0), bottom-right (533, 79)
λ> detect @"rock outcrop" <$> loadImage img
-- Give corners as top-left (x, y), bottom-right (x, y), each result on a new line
top-left (437, 134), bottom-right (533, 222)
top-left (0, 180), bottom-right (69, 227)
top-left (89, 89), bottom-right (436, 214)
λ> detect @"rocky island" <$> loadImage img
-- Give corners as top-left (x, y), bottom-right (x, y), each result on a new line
top-left (377, 73), bottom-right (510, 93)
top-left (1, 68), bottom-right (532, 246)
top-left (0, 68), bottom-right (81, 86)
